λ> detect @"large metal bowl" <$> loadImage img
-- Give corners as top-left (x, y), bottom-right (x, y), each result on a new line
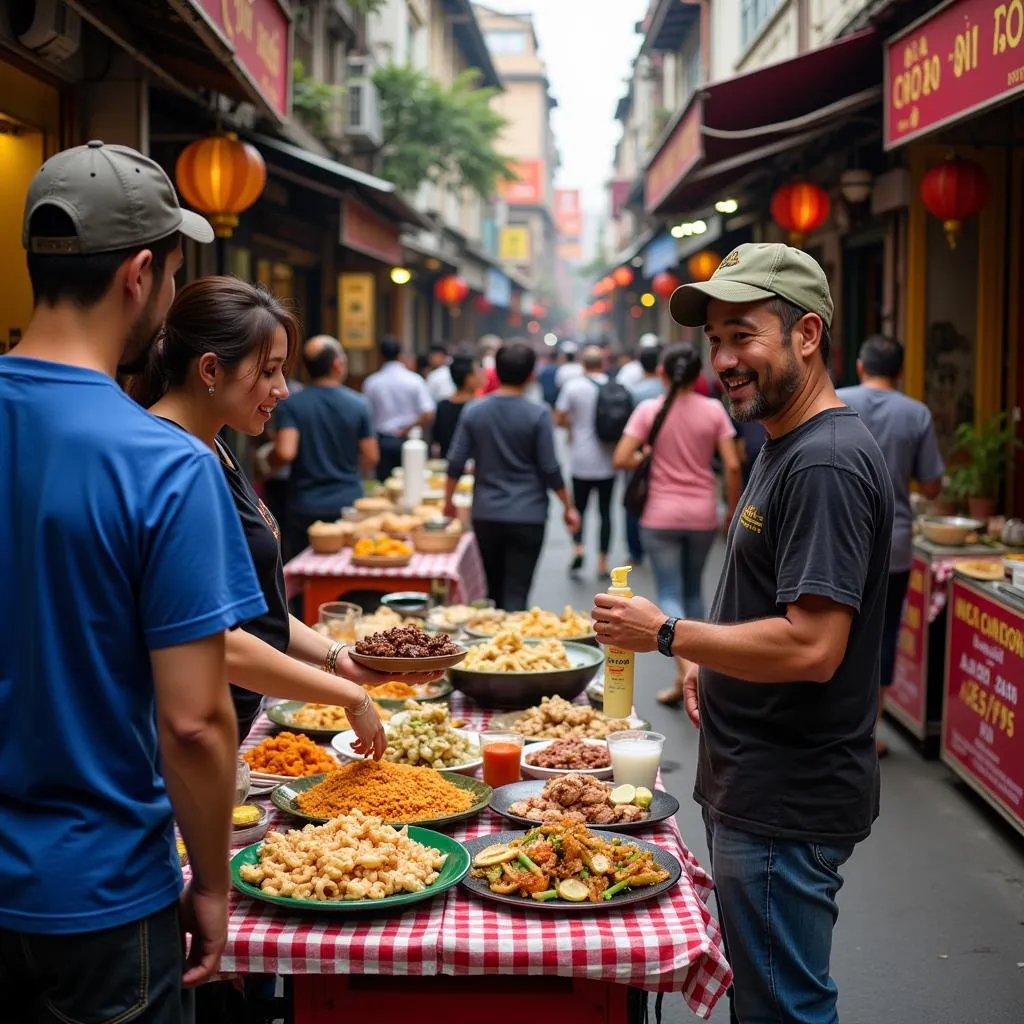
top-left (920, 515), bottom-right (984, 547)
top-left (447, 639), bottom-right (605, 709)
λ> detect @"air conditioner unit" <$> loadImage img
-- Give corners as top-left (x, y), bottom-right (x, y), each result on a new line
top-left (16, 0), bottom-right (81, 62)
top-left (345, 55), bottom-right (383, 149)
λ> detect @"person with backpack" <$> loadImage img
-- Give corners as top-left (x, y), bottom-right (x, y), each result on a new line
top-left (555, 345), bottom-right (634, 579)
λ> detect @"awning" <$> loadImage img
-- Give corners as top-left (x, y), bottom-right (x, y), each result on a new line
top-left (644, 28), bottom-right (882, 216)
top-left (248, 133), bottom-right (430, 230)
top-left (644, 0), bottom-right (701, 53)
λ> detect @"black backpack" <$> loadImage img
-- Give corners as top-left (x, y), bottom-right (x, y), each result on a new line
top-left (592, 377), bottom-right (635, 444)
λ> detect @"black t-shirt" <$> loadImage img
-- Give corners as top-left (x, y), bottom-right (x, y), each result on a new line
top-left (696, 408), bottom-right (894, 844)
top-left (433, 397), bottom-right (470, 458)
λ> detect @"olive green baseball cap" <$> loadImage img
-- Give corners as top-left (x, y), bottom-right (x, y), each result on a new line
top-left (22, 140), bottom-right (214, 255)
top-left (669, 242), bottom-right (834, 329)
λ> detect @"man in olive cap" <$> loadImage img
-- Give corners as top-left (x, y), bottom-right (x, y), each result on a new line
top-left (593, 243), bottom-right (894, 1024)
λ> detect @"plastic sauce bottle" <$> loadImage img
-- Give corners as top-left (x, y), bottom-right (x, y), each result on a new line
top-left (602, 565), bottom-right (636, 720)
top-left (401, 427), bottom-right (427, 510)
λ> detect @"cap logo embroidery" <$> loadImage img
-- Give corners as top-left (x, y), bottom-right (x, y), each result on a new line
top-left (717, 250), bottom-right (741, 271)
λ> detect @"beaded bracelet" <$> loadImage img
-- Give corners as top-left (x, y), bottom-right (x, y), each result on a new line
top-left (324, 641), bottom-right (345, 675)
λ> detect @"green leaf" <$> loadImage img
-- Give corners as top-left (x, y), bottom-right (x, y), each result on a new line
top-left (292, 60), bottom-right (344, 139)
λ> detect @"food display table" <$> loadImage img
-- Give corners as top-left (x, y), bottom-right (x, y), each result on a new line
top-left (940, 573), bottom-right (1024, 838)
top-left (886, 540), bottom-right (1005, 748)
top-left (283, 533), bottom-right (487, 625)
top-left (229, 693), bottom-right (732, 1020)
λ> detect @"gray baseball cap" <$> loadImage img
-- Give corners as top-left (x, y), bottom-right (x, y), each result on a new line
top-left (669, 243), bottom-right (834, 328)
top-left (22, 140), bottom-right (214, 255)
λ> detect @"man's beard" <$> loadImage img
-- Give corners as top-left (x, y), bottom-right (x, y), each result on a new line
top-left (117, 297), bottom-right (163, 376)
top-left (721, 347), bottom-right (801, 423)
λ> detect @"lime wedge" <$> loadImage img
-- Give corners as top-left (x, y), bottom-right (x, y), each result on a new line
top-left (609, 784), bottom-right (637, 805)
top-left (634, 787), bottom-right (653, 809)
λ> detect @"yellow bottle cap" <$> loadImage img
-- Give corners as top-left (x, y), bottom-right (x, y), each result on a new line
top-left (609, 565), bottom-right (632, 588)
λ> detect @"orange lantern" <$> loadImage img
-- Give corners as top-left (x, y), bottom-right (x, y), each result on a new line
top-left (652, 271), bottom-right (682, 300)
top-left (687, 250), bottom-right (721, 282)
top-left (612, 266), bottom-right (634, 288)
top-left (770, 181), bottom-right (830, 246)
top-left (175, 132), bottom-right (266, 238)
top-left (597, 276), bottom-right (615, 296)
top-left (434, 275), bottom-right (469, 305)
top-left (920, 156), bottom-right (989, 249)
top-left (531, 302), bottom-right (546, 318)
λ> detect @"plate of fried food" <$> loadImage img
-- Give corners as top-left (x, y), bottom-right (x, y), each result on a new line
top-left (490, 773), bottom-right (679, 833)
top-left (448, 632), bottom-right (604, 709)
top-left (266, 700), bottom-right (394, 740)
top-left (461, 822), bottom-right (679, 911)
top-left (270, 759), bottom-right (492, 829)
top-left (233, 809), bottom-right (471, 912)
top-left (241, 731), bottom-right (341, 786)
top-left (362, 677), bottom-right (454, 709)
top-left (349, 626), bottom-right (468, 674)
top-left (490, 695), bottom-right (646, 741)
top-left (425, 602), bottom-right (500, 635)
top-left (332, 703), bottom-right (482, 775)
top-left (463, 605), bottom-right (597, 646)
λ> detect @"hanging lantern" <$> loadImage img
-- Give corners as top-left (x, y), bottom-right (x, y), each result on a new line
top-left (770, 181), bottom-right (830, 247)
top-left (474, 295), bottom-right (493, 314)
top-left (175, 132), bottom-right (266, 239)
top-left (434, 275), bottom-right (469, 306)
top-left (612, 266), bottom-right (634, 288)
top-left (597, 276), bottom-right (615, 296)
top-left (920, 156), bottom-right (989, 249)
top-left (531, 302), bottom-right (546, 318)
top-left (509, 311), bottom-right (522, 327)
top-left (652, 271), bottom-right (682, 300)
top-left (687, 250), bottom-right (721, 282)
top-left (630, 305), bottom-right (643, 319)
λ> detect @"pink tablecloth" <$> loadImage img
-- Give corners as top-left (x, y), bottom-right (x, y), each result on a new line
top-left (228, 693), bottom-right (732, 1017)
top-left (282, 532), bottom-right (486, 604)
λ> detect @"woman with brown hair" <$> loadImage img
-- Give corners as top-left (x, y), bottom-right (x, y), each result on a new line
top-left (130, 277), bottom-right (436, 752)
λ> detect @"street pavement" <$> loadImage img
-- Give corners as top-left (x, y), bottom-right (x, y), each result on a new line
top-left (530, 465), bottom-right (1024, 1023)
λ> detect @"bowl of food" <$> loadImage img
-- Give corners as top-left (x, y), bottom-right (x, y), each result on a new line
top-left (463, 606), bottom-right (597, 647)
top-left (521, 737), bottom-right (613, 780)
top-left (448, 632), bottom-right (604, 709)
top-left (306, 520), bottom-right (347, 554)
top-left (231, 803), bottom-right (271, 846)
top-left (491, 695), bottom-right (639, 743)
top-left (380, 591), bottom-right (434, 618)
top-left (920, 516), bottom-right (985, 546)
top-left (349, 625), bottom-right (468, 674)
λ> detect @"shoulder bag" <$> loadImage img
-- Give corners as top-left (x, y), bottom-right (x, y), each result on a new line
top-left (623, 391), bottom-right (677, 518)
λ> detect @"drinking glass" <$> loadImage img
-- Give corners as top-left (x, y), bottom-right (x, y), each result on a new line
top-left (606, 730), bottom-right (666, 790)
top-left (480, 731), bottom-right (525, 789)
top-left (318, 601), bottom-right (362, 644)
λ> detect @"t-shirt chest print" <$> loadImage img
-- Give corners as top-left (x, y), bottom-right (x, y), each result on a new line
top-left (255, 497), bottom-right (280, 541)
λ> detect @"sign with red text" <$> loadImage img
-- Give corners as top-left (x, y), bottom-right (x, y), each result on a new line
top-left (888, 556), bottom-right (930, 736)
top-left (340, 198), bottom-right (402, 266)
top-left (884, 0), bottom-right (1024, 148)
top-left (499, 160), bottom-right (545, 205)
top-left (645, 104), bottom-right (702, 214)
top-left (190, 0), bottom-right (291, 118)
top-left (554, 189), bottom-right (582, 240)
top-left (942, 580), bottom-right (1024, 833)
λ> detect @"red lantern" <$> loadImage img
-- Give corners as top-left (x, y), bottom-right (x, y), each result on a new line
top-left (434, 275), bottom-right (469, 305)
top-left (652, 271), bottom-right (681, 300)
top-left (474, 295), bottom-right (493, 314)
top-left (920, 157), bottom-right (989, 249)
top-left (630, 305), bottom-right (643, 319)
top-left (687, 250), bottom-right (721, 282)
top-left (612, 266), bottom-right (634, 288)
top-left (531, 302), bottom-right (546, 318)
top-left (597, 276), bottom-right (615, 296)
top-left (770, 182), bottom-right (830, 246)
top-left (509, 311), bottom-right (522, 327)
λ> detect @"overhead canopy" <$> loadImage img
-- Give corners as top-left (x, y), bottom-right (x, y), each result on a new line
top-left (644, 29), bottom-right (882, 216)
top-left (248, 133), bottom-right (430, 230)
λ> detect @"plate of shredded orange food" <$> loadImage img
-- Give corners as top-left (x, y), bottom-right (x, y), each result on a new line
top-left (270, 759), bottom-right (491, 829)
top-left (363, 677), bottom-right (454, 709)
top-left (241, 731), bottom-right (340, 784)
top-left (266, 700), bottom-right (393, 740)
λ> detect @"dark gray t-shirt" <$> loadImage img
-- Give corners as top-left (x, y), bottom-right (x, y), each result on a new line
top-left (836, 385), bottom-right (944, 573)
top-left (696, 407), bottom-right (894, 844)
top-left (447, 394), bottom-right (564, 524)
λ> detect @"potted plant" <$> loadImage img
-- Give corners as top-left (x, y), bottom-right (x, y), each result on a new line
top-left (947, 412), bottom-right (1019, 521)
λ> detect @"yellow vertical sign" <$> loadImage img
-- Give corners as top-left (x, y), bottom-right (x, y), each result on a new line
top-left (338, 273), bottom-right (375, 350)
top-left (499, 226), bottom-right (531, 262)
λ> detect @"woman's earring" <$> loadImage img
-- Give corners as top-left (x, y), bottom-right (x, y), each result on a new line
top-left (208, 385), bottom-right (216, 396)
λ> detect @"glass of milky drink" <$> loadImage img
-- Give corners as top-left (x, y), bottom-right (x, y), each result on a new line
top-left (606, 731), bottom-right (666, 790)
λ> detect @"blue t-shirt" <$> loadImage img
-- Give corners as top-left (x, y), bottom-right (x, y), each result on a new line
top-left (0, 358), bottom-right (267, 935)
top-left (275, 384), bottom-right (372, 521)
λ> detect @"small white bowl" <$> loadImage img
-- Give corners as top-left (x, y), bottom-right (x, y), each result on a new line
top-left (331, 725), bottom-right (482, 776)
top-left (520, 738), bottom-right (613, 780)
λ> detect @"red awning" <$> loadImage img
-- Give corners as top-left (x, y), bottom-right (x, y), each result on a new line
top-left (645, 29), bottom-right (883, 216)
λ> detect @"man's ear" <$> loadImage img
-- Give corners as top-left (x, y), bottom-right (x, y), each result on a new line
top-left (122, 248), bottom-right (155, 308)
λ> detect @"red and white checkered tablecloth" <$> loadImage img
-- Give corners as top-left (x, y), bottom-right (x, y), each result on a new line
top-left (282, 532), bottom-right (487, 605)
top-left (227, 693), bottom-right (732, 1018)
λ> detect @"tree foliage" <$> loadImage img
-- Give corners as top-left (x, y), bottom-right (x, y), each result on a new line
top-left (373, 64), bottom-right (517, 199)
top-left (292, 60), bottom-right (343, 138)
top-left (348, 0), bottom-right (388, 13)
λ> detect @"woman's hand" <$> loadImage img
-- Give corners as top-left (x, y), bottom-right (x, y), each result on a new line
top-left (347, 696), bottom-right (387, 760)
top-left (334, 648), bottom-right (443, 688)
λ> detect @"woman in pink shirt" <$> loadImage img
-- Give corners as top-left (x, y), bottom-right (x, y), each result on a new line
top-left (614, 343), bottom-right (741, 704)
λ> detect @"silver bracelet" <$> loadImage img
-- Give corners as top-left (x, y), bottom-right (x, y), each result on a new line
top-left (348, 694), bottom-right (373, 717)
top-left (324, 641), bottom-right (345, 675)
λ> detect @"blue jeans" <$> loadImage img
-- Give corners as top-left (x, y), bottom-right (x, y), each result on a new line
top-left (625, 511), bottom-right (644, 562)
top-left (704, 812), bottom-right (854, 1024)
top-left (641, 526), bottom-right (717, 619)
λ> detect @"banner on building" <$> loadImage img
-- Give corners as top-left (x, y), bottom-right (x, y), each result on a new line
top-left (499, 225), bottom-right (531, 263)
top-left (555, 188), bottom-right (582, 239)
top-left (499, 160), bottom-right (544, 205)
top-left (338, 273), bottom-right (375, 350)
top-left (340, 198), bottom-right (403, 265)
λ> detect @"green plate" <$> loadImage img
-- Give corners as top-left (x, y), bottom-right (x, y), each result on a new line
top-left (231, 827), bottom-right (470, 913)
top-left (270, 771), bottom-right (492, 829)
top-left (367, 677), bottom-right (455, 710)
top-left (265, 700), bottom-right (350, 740)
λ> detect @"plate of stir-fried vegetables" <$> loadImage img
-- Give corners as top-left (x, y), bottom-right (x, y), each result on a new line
top-left (461, 820), bottom-right (681, 911)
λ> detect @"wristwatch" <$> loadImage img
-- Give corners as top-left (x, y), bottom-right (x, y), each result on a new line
top-left (657, 617), bottom-right (680, 658)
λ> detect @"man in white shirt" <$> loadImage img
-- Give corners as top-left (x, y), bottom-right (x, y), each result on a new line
top-left (554, 340), bottom-right (584, 390)
top-left (362, 336), bottom-right (435, 480)
top-left (425, 344), bottom-right (455, 403)
top-left (616, 333), bottom-right (660, 391)
top-left (555, 346), bottom-right (617, 578)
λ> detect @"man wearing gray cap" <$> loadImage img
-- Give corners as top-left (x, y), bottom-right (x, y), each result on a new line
top-left (0, 143), bottom-right (266, 1021)
top-left (593, 243), bottom-right (894, 1024)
